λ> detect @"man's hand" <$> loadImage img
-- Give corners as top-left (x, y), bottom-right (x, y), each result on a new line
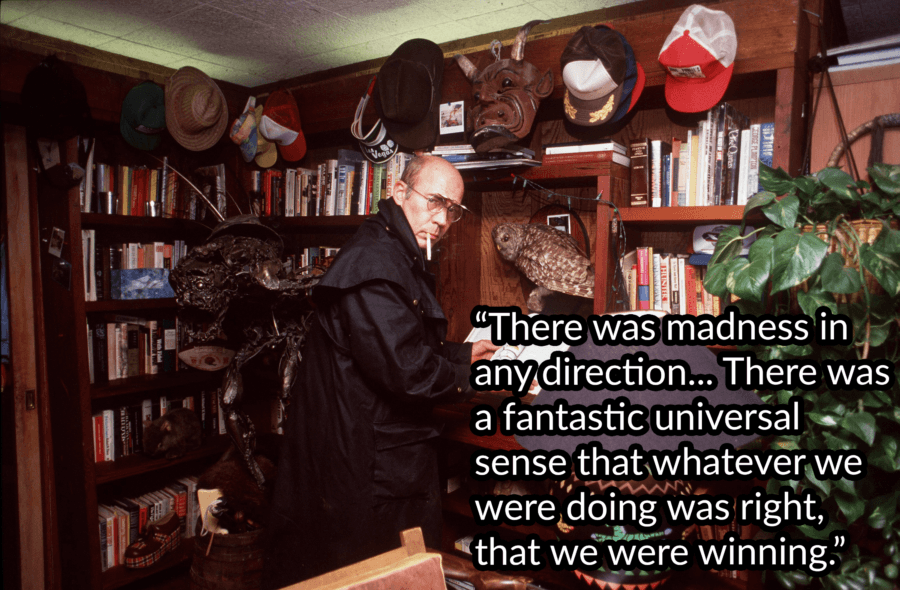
top-left (470, 339), bottom-right (500, 363)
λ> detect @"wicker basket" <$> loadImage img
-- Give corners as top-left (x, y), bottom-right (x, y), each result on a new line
top-left (790, 218), bottom-right (898, 311)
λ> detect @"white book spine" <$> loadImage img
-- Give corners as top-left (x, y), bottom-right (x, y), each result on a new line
top-left (737, 129), bottom-right (751, 205)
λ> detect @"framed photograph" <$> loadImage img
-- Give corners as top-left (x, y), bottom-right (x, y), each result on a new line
top-left (547, 214), bottom-right (571, 234)
top-left (440, 101), bottom-right (465, 135)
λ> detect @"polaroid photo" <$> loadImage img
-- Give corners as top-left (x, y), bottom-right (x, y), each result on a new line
top-left (547, 214), bottom-right (571, 234)
top-left (48, 227), bottom-right (65, 257)
top-left (440, 101), bottom-right (465, 135)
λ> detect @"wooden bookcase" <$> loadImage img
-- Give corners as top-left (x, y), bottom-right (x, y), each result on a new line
top-left (3, 0), bottom-right (824, 588)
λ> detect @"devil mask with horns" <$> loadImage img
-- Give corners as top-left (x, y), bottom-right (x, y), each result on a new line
top-left (455, 20), bottom-right (553, 152)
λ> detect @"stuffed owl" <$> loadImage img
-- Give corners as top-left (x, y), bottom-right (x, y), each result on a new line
top-left (492, 223), bottom-right (594, 312)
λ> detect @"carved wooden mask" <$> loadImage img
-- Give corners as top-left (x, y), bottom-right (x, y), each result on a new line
top-left (454, 20), bottom-right (554, 152)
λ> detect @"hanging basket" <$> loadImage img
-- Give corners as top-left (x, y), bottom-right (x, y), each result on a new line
top-left (789, 218), bottom-right (898, 313)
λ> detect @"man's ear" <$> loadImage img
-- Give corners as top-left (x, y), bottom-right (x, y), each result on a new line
top-left (393, 180), bottom-right (407, 201)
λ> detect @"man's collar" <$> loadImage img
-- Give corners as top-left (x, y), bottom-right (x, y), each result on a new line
top-left (377, 197), bottom-right (427, 270)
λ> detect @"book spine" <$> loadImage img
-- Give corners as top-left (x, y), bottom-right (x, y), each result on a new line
top-left (652, 252), bottom-right (663, 310)
top-left (737, 129), bottom-right (752, 205)
top-left (102, 409), bottom-right (115, 462)
top-left (748, 124), bottom-right (762, 197)
top-left (670, 138), bottom-right (681, 207)
top-left (629, 138), bottom-right (650, 208)
top-left (541, 150), bottom-right (629, 166)
top-left (670, 257), bottom-right (680, 315)
top-left (636, 247), bottom-right (650, 310)
top-left (712, 103), bottom-right (727, 205)
top-left (92, 321), bottom-right (109, 385)
top-left (757, 122), bottom-right (775, 191)
top-left (93, 414), bottom-right (105, 462)
top-left (659, 255), bottom-right (671, 313)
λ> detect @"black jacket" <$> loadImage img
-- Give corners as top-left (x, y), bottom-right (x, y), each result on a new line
top-left (262, 198), bottom-right (472, 588)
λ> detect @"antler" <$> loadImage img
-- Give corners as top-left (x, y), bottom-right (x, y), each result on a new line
top-left (454, 53), bottom-right (480, 82)
top-left (510, 19), bottom-right (548, 62)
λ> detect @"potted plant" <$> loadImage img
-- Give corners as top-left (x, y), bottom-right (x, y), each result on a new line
top-left (704, 162), bottom-right (900, 590)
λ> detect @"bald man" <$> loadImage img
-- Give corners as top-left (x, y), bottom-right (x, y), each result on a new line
top-left (263, 156), bottom-right (497, 587)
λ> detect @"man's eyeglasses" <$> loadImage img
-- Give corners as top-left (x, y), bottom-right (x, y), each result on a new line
top-left (406, 185), bottom-right (469, 223)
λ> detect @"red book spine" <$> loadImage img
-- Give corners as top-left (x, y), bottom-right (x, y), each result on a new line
top-left (685, 265), bottom-right (697, 316)
top-left (542, 151), bottom-right (621, 165)
top-left (637, 247), bottom-right (650, 310)
top-left (94, 415), bottom-right (105, 462)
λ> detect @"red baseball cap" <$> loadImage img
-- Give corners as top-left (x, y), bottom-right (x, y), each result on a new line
top-left (259, 89), bottom-right (307, 162)
top-left (658, 5), bottom-right (737, 113)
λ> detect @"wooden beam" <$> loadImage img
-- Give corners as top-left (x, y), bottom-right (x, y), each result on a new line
top-left (4, 123), bottom-right (59, 590)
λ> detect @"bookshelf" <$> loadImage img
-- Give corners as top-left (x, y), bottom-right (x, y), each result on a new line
top-left (33, 128), bottom-right (235, 589)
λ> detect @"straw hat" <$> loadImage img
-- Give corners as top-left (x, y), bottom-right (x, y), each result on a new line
top-left (165, 66), bottom-right (229, 151)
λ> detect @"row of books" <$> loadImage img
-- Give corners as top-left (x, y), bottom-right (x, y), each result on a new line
top-left (248, 150), bottom-right (414, 218)
top-left (299, 246), bottom-right (340, 269)
top-left (97, 475), bottom-right (199, 571)
top-left (629, 103), bottom-right (774, 208)
top-left (426, 143), bottom-right (540, 170)
top-left (623, 248), bottom-right (723, 316)
top-left (83, 159), bottom-right (226, 222)
top-left (91, 394), bottom-right (222, 464)
top-left (81, 233), bottom-right (189, 302)
top-left (86, 315), bottom-right (178, 384)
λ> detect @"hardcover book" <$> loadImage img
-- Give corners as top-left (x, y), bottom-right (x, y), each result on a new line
top-left (629, 137), bottom-right (650, 208)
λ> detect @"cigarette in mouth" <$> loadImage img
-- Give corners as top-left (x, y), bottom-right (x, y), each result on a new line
top-left (426, 234), bottom-right (432, 260)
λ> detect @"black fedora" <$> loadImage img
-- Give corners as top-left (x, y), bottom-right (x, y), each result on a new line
top-left (374, 38), bottom-right (443, 151)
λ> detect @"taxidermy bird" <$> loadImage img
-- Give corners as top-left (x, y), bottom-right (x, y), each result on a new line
top-left (492, 223), bottom-right (594, 312)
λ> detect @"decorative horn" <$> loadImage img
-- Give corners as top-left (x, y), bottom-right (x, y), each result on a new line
top-left (510, 19), bottom-right (548, 62)
top-left (454, 54), bottom-right (480, 82)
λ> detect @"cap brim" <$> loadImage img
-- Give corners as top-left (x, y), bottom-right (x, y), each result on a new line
top-left (564, 84), bottom-right (623, 127)
top-left (278, 132), bottom-right (307, 162)
top-left (688, 253), bottom-right (712, 265)
top-left (256, 142), bottom-right (277, 168)
top-left (515, 339), bottom-right (764, 454)
top-left (665, 63), bottom-right (733, 113)
top-left (121, 116), bottom-right (161, 151)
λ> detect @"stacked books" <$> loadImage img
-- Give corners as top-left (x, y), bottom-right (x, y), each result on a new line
top-left (629, 103), bottom-right (772, 208)
top-left (426, 144), bottom-right (539, 170)
top-left (542, 139), bottom-right (629, 167)
top-left (826, 34), bottom-right (900, 73)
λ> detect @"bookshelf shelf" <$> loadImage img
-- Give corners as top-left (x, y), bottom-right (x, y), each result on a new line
top-left (265, 213), bottom-right (368, 233)
top-left (81, 213), bottom-right (212, 233)
top-left (85, 298), bottom-right (178, 313)
top-left (90, 371), bottom-right (219, 401)
top-left (94, 435), bottom-right (229, 485)
top-left (619, 205), bottom-right (746, 225)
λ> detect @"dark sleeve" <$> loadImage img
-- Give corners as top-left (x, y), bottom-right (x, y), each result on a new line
top-left (443, 340), bottom-right (472, 364)
top-left (338, 281), bottom-right (472, 404)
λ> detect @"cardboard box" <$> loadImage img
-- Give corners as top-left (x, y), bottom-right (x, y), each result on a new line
top-left (110, 269), bottom-right (175, 300)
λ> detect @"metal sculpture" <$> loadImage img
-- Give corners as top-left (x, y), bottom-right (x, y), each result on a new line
top-left (170, 213), bottom-right (322, 491)
top-left (454, 20), bottom-right (554, 152)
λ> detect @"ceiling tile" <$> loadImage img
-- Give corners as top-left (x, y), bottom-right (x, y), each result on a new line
top-left (0, 0), bottom-right (59, 24)
top-left (8, 14), bottom-right (117, 47)
top-left (167, 57), bottom-right (271, 87)
top-left (94, 38), bottom-right (186, 65)
top-left (32, 0), bottom-right (201, 38)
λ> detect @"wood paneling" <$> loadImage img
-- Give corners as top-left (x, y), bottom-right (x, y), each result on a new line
top-left (809, 64), bottom-right (900, 174)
